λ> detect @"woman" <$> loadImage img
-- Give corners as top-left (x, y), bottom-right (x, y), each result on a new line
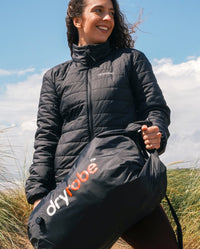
top-left (25, 0), bottom-right (178, 248)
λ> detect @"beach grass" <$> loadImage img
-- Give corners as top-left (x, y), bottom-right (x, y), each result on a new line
top-left (162, 166), bottom-right (200, 249)
top-left (0, 163), bottom-right (199, 248)
top-left (0, 186), bottom-right (32, 248)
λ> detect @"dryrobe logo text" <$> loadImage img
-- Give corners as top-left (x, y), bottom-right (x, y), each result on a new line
top-left (46, 162), bottom-right (98, 216)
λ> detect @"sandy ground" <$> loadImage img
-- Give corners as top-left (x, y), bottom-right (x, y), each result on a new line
top-left (111, 238), bottom-right (133, 249)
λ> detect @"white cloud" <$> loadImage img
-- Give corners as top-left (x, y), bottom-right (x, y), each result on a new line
top-left (0, 71), bottom-right (45, 126)
top-left (153, 57), bottom-right (200, 165)
top-left (0, 68), bottom-right (35, 76)
top-left (153, 57), bottom-right (200, 87)
top-left (0, 70), bottom-right (45, 176)
top-left (21, 119), bottom-right (37, 131)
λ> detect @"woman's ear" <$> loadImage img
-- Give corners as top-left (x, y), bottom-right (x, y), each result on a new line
top-left (73, 17), bottom-right (82, 29)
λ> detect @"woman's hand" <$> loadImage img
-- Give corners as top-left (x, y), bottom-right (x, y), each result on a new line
top-left (141, 125), bottom-right (162, 150)
top-left (33, 199), bottom-right (42, 210)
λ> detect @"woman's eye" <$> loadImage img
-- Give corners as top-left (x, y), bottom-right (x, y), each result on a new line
top-left (94, 8), bottom-right (114, 17)
top-left (95, 8), bottom-right (102, 13)
top-left (110, 11), bottom-right (115, 17)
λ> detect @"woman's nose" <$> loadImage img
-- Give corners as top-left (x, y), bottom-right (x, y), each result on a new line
top-left (102, 12), bottom-right (113, 21)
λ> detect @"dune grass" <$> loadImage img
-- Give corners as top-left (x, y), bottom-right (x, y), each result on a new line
top-left (0, 186), bottom-right (32, 248)
top-left (162, 165), bottom-right (200, 249)
top-left (0, 161), bottom-right (199, 248)
top-left (0, 128), bottom-right (33, 248)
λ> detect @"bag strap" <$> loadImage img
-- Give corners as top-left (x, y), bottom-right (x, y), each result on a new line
top-left (136, 123), bottom-right (183, 249)
top-left (165, 195), bottom-right (183, 249)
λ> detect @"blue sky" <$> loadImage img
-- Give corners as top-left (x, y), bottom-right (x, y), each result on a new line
top-left (0, 0), bottom-right (200, 175)
top-left (1, 0), bottom-right (200, 70)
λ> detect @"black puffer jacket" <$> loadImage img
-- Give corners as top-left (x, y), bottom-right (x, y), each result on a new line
top-left (25, 41), bottom-right (170, 204)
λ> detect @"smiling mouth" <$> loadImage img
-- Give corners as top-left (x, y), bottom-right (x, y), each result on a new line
top-left (97, 26), bottom-right (109, 31)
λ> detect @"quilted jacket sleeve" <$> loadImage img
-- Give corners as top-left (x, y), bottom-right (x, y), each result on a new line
top-left (25, 69), bottom-right (62, 204)
top-left (131, 50), bottom-right (171, 154)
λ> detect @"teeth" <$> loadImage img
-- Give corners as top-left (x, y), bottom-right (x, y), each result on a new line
top-left (98, 26), bottom-right (108, 31)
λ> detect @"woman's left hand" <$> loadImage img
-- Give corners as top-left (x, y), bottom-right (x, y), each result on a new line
top-left (141, 125), bottom-right (162, 150)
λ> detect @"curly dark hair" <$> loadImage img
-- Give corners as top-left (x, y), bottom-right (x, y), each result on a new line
top-left (66, 0), bottom-right (139, 55)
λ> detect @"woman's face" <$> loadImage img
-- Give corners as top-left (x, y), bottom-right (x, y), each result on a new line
top-left (73, 0), bottom-right (115, 46)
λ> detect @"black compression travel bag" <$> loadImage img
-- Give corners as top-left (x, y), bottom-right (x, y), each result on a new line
top-left (27, 121), bottom-right (168, 249)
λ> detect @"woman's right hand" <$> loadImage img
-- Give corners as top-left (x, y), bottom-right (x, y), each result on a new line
top-left (33, 199), bottom-right (42, 210)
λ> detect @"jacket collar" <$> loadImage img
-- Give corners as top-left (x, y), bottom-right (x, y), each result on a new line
top-left (72, 41), bottom-right (111, 66)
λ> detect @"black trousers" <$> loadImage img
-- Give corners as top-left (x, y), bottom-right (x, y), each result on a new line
top-left (121, 205), bottom-right (179, 249)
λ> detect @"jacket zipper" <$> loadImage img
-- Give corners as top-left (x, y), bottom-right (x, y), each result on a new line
top-left (87, 68), bottom-right (94, 141)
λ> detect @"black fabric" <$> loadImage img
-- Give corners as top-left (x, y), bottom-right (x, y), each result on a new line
top-left (27, 122), bottom-right (167, 249)
top-left (25, 41), bottom-right (170, 204)
top-left (121, 205), bottom-right (179, 249)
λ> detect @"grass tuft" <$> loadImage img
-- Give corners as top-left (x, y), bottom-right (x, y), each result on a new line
top-left (0, 187), bottom-right (32, 248)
